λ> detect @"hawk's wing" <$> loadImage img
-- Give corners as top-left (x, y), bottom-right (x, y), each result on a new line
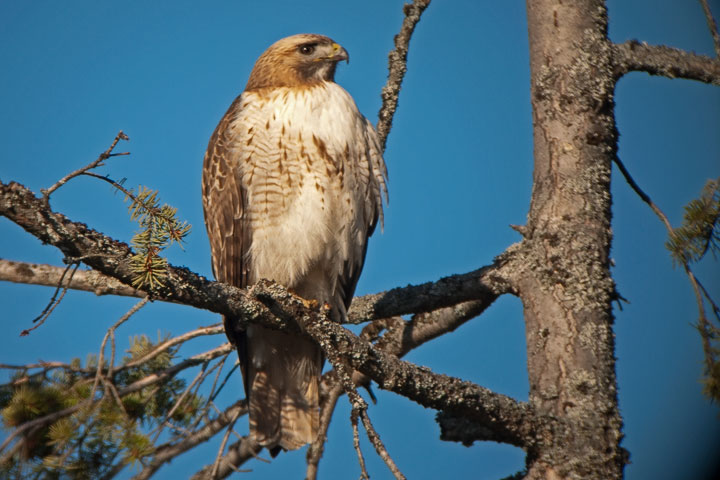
top-left (335, 116), bottom-right (388, 314)
top-left (201, 95), bottom-right (251, 383)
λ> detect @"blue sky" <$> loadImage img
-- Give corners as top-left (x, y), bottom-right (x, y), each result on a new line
top-left (1, 1), bottom-right (719, 479)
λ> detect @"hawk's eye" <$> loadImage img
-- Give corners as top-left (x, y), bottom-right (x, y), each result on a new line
top-left (299, 44), bottom-right (316, 55)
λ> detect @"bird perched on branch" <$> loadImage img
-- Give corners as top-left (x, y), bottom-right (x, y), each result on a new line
top-left (202, 34), bottom-right (387, 455)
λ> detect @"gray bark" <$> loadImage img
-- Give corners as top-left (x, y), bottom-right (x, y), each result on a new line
top-left (519, 0), bottom-right (625, 478)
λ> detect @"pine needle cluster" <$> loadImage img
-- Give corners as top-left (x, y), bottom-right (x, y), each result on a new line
top-left (666, 178), bottom-right (720, 266)
top-left (125, 187), bottom-right (191, 289)
top-left (0, 335), bottom-right (202, 479)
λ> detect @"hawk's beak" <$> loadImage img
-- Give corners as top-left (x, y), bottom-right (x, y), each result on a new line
top-left (330, 43), bottom-right (349, 64)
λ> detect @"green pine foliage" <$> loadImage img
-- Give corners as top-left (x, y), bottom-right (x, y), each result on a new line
top-left (0, 335), bottom-right (202, 479)
top-left (664, 178), bottom-right (720, 404)
top-left (125, 186), bottom-right (191, 289)
top-left (666, 178), bottom-right (720, 266)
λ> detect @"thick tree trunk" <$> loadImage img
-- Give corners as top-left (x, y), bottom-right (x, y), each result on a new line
top-left (521, 0), bottom-right (625, 478)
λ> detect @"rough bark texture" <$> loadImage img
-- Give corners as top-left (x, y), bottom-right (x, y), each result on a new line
top-left (522, 1), bottom-right (625, 478)
top-left (613, 40), bottom-right (720, 85)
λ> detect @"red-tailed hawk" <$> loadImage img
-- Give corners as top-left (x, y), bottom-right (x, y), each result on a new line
top-left (201, 34), bottom-right (387, 455)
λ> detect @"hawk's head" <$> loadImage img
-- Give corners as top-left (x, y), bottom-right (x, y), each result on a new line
top-left (245, 34), bottom-right (349, 91)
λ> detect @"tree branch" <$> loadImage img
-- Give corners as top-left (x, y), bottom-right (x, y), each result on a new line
top-left (346, 252), bottom-right (514, 324)
top-left (41, 130), bottom-right (129, 201)
top-left (0, 181), bottom-right (514, 325)
top-left (613, 40), bottom-right (720, 85)
top-left (699, 0), bottom-right (720, 58)
top-left (132, 399), bottom-right (249, 480)
top-left (1, 179), bottom-right (535, 449)
top-left (0, 256), bottom-right (511, 326)
top-left (0, 258), bottom-right (148, 299)
top-left (376, 0), bottom-right (431, 151)
top-left (287, 294), bottom-right (537, 448)
top-left (612, 157), bottom-right (673, 232)
top-left (189, 436), bottom-right (262, 480)
top-left (0, 180), bottom-right (312, 337)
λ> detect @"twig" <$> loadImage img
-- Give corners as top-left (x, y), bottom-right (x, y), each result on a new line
top-left (697, 276), bottom-right (720, 322)
top-left (685, 266), bottom-right (714, 367)
top-left (21, 262), bottom-right (79, 336)
top-left (351, 409), bottom-right (370, 480)
top-left (699, 0), bottom-right (720, 57)
top-left (102, 376), bottom-right (130, 418)
top-left (305, 382), bottom-right (343, 480)
top-left (151, 357), bottom-right (224, 444)
top-left (0, 361), bottom-right (83, 372)
top-left (209, 361), bottom-right (239, 402)
top-left (613, 156), bottom-right (674, 231)
top-left (306, 321), bottom-right (398, 479)
top-left (121, 324), bottom-right (224, 371)
top-left (91, 298), bottom-right (150, 401)
top-left (189, 436), bottom-right (262, 480)
top-left (42, 131), bottom-right (129, 201)
top-left (81, 171), bottom-right (136, 199)
top-left (210, 407), bottom-right (242, 479)
top-left (376, 0), bottom-right (431, 151)
top-left (131, 400), bottom-right (248, 480)
top-left (358, 408), bottom-right (405, 480)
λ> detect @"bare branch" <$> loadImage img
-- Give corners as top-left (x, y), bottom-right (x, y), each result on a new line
top-left (121, 324), bottom-right (224, 371)
top-left (351, 410), bottom-right (370, 480)
top-left (280, 289), bottom-right (538, 448)
top-left (435, 410), bottom-right (535, 446)
top-left (305, 382), bottom-right (343, 480)
top-left (21, 262), bottom-right (79, 336)
top-left (376, 0), bottom-right (431, 150)
top-left (0, 258), bottom-right (148, 298)
top-left (1, 255), bottom-right (510, 328)
top-left (613, 40), bottom-right (720, 85)
top-left (41, 130), bottom-right (129, 201)
top-left (613, 157), bottom-right (674, 232)
top-left (189, 436), bottom-right (262, 480)
top-left (686, 267), bottom-right (714, 366)
top-left (132, 400), bottom-right (249, 480)
top-left (91, 297), bottom-right (150, 406)
top-left (316, 268), bottom-right (526, 471)
top-left (209, 407), bottom-right (242, 479)
top-left (699, 0), bottom-right (720, 57)
top-left (347, 253), bottom-right (514, 324)
top-left (0, 361), bottom-right (82, 373)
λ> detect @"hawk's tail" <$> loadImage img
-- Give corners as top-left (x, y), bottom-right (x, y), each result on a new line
top-left (246, 326), bottom-right (321, 455)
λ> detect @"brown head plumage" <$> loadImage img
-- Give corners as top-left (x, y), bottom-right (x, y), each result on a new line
top-left (245, 34), bottom-right (349, 91)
